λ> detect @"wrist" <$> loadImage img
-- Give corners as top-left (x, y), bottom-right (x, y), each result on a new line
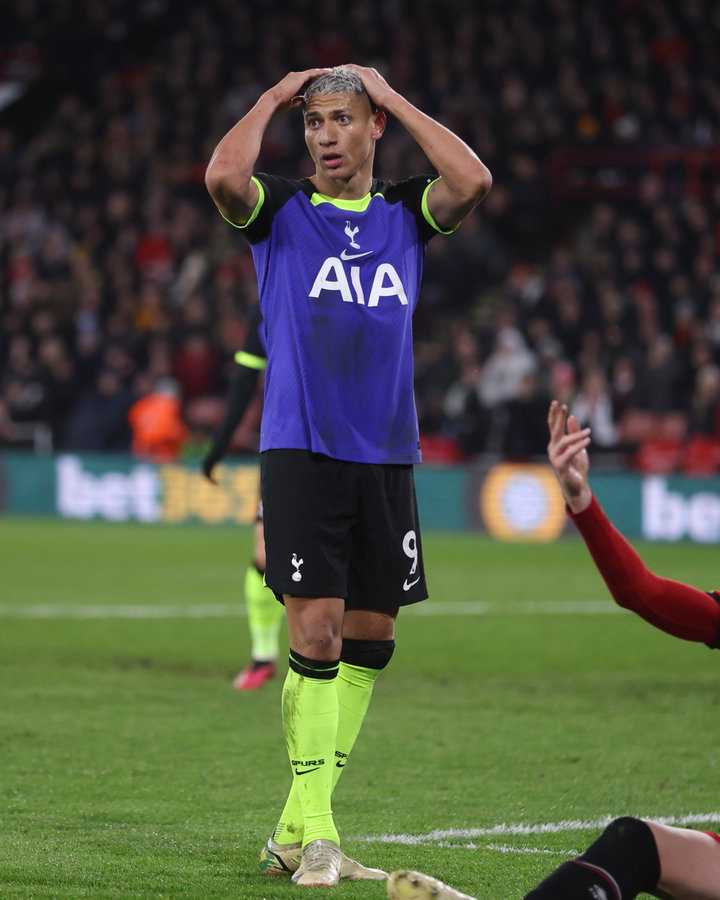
top-left (258, 89), bottom-right (284, 113)
top-left (567, 486), bottom-right (593, 516)
top-left (378, 88), bottom-right (407, 116)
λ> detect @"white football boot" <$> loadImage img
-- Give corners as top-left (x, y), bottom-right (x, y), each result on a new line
top-left (387, 869), bottom-right (476, 900)
top-left (258, 837), bottom-right (302, 876)
top-left (291, 839), bottom-right (343, 887)
top-left (259, 835), bottom-right (386, 880)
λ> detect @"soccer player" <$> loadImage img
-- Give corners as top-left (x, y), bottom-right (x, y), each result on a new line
top-left (202, 309), bottom-right (283, 690)
top-left (387, 817), bottom-right (720, 898)
top-left (205, 65), bottom-right (491, 886)
top-left (547, 400), bottom-right (720, 650)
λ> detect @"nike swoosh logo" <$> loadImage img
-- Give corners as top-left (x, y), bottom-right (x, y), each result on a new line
top-left (335, 761), bottom-right (346, 768)
top-left (340, 249), bottom-right (373, 261)
top-left (295, 767), bottom-right (321, 776)
top-left (403, 577), bottom-right (421, 591)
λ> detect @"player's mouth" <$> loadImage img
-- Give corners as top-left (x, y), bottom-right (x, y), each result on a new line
top-left (321, 152), bottom-right (343, 170)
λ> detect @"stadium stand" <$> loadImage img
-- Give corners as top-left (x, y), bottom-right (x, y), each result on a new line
top-left (1, 0), bottom-right (719, 467)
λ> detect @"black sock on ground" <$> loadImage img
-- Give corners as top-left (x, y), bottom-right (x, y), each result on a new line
top-left (524, 817), bottom-right (661, 899)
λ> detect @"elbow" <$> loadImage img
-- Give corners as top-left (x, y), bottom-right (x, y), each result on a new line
top-left (471, 164), bottom-right (493, 202)
top-left (450, 163), bottom-right (492, 208)
top-left (205, 160), bottom-right (253, 205)
top-left (204, 161), bottom-right (227, 198)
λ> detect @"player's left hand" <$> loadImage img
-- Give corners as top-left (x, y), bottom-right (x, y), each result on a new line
top-left (342, 64), bottom-right (395, 109)
top-left (202, 448), bottom-right (221, 485)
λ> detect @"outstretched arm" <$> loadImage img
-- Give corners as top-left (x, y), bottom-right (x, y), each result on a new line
top-left (546, 400), bottom-right (720, 646)
top-left (346, 64), bottom-right (492, 230)
top-left (205, 68), bottom-right (330, 224)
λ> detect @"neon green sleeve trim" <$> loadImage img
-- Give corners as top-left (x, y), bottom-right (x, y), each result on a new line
top-left (234, 351), bottom-right (267, 370)
top-left (421, 177), bottom-right (460, 235)
top-left (220, 176), bottom-right (265, 229)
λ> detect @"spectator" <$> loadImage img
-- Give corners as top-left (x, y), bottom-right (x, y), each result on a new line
top-left (688, 364), bottom-right (720, 437)
top-left (128, 378), bottom-right (188, 463)
top-left (630, 334), bottom-right (682, 414)
top-left (65, 370), bottom-right (132, 452)
top-left (2, 0), bottom-right (720, 461)
top-left (571, 368), bottom-right (619, 448)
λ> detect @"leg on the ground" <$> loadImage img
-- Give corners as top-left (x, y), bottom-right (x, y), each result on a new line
top-left (646, 821), bottom-right (720, 900)
top-left (524, 817), bottom-right (661, 899)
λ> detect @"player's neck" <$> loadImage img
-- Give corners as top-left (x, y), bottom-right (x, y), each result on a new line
top-left (310, 168), bottom-right (374, 201)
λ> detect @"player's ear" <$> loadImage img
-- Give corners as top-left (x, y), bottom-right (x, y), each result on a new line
top-left (371, 108), bottom-right (386, 141)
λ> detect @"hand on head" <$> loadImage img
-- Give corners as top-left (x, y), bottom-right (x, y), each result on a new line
top-left (270, 69), bottom-right (333, 108)
top-left (341, 63), bottom-right (394, 109)
top-left (547, 399), bottom-right (593, 514)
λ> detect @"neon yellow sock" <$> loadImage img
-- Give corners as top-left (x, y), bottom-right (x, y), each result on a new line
top-left (244, 565), bottom-right (283, 662)
top-left (280, 653), bottom-right (340, 849)
top-left (273, 661), bottom-right (382, 845)
top-left (332, 662), bottom-right (380, 791)
top-left (273, 784), bottom-right (304, 846)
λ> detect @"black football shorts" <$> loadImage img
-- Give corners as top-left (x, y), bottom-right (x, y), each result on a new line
top-left (261, 449), bottom-right (427, 611)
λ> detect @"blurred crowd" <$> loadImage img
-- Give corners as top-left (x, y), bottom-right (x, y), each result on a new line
top-left (1, 0), bottom-right (720, 469)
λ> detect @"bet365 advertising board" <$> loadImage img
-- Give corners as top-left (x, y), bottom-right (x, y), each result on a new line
top-left (1, 452), bottom-right (719, 542)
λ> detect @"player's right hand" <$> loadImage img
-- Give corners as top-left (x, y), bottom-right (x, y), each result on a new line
top-left (547, 400), bottom-right (592, 513)
top-left (268, 69), bottom-right (332, 109)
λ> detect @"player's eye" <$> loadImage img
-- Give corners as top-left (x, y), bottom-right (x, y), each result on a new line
top-left (338, 115), bottom-right (350, 124)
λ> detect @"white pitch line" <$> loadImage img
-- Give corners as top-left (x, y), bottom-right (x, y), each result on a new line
top-left (437, 842), bottom-right (580, 856)
top-left (356, 811), bottom-right (720, 846)
top-left (0, 600), bottom-right (621, 620)
top-left (0, 603), bottom-right (246, 619)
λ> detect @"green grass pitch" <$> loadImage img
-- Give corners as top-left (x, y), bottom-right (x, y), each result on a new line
top-left (1, 517), bottom-right (718, 898)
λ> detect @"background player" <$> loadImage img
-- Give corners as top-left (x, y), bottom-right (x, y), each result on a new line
top-left (205, 64), bottom-right (491, 886)
top-left (388, 816), bottom-right (720, 899)
top-left (202, 308), bottom-right (283, 691)
top-left (547, 400), bottom-right (720, 650)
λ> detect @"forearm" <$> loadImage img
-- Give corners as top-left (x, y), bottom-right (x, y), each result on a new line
top-left (570, 495), bottom-right (720, 644)
top-left (208, 365), bottom-right (259, 459)
top-left (383, 92), bottom-right (490, 197)
top-left (205, 91), bottom-right (279, 214)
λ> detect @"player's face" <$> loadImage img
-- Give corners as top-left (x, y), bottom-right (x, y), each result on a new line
top-left (303, 92), bottom-right (384, 180)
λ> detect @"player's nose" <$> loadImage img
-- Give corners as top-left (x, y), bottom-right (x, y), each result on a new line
top-left (318, 124), bottom-right (338, 145)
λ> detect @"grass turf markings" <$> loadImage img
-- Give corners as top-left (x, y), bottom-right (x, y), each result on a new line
top-left (0, 600), bottom-right (623, 618)
top-left (355, 811), bottom-right (720, 846)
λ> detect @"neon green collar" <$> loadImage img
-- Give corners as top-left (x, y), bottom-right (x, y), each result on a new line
top-left (310, 191), bottom-right (381, 211)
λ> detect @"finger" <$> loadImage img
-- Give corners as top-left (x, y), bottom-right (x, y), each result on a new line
top-left (547, 399), bottom-right (557, 429)
top-left (549, 401), bottom-right (567, 443)
top-left (547, 399), bottom-right (560, 435)
top-left (554, 429), bottom-right (591, 454)
top-left (555, 437), bottom-right (590, 470)
top-left (548, 430), bottom-right (591, 467)
top-left (567, 414), bottom-right (581, 435)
